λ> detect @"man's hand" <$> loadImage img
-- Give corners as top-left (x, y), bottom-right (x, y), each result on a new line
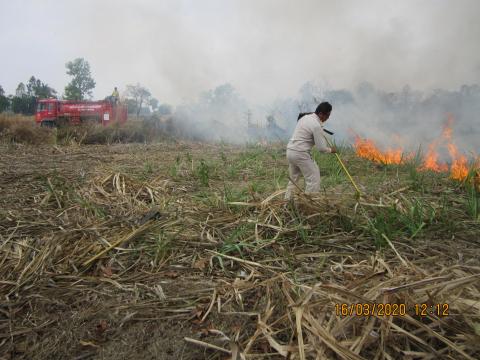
top-left (330, 146), bottom-right (337, 154)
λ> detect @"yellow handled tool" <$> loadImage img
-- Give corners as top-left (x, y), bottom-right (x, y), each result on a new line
top-left (324, 136), bottom-right (362, 198)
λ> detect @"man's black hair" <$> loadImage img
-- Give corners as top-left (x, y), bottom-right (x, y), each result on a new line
top-left (315, 102), bottom-right (332, 115)
top-left (297, 102), bottom-right (333, 121)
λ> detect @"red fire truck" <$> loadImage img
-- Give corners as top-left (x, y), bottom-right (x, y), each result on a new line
top-left (35, 98), bottom-right (128, 127)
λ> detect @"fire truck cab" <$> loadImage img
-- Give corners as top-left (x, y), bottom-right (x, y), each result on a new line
top-left (35, 98), bottom-right (128, 127)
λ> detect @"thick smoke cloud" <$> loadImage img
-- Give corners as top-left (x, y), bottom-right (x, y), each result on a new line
top-left (273, 82), bottom-right (480, 157)
top-left (1, 1), bottom-right (479, 154)
top-left (172, 81), bottom-right (479, 160)
top-left (1, 1), bottom-right (479, 102)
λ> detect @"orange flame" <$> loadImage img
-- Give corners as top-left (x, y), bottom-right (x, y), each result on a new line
top-left (442, 115), bottom-right (469, 180)
top-left (421, 141), bottom-right (448, 172)
top-left (353, 115), bottom-right (475, 182)
top-left (447, 143), bottom-right (469, 180)
top-left (354, 136), bottom-right (404, 165)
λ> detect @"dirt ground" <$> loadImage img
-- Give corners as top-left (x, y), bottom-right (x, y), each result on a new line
top-left (0, 143), bottom-right (222, 359)
top-left (1, 142), bottom-right (479, 359)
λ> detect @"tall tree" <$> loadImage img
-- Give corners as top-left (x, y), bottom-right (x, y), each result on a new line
top-left (16, 83), bottom-right (27, 97)
top-left (149, 98), bottom-right (159, 112)
top-left (26, 76), bottom-right (56, 98)
top-left (12, 82), bottom-right (35, 114)
top-left (9, 76), bottom-right (56, 115)
top-left (11, 95), bottom-right (36, 115)
top-left (64, 58), bottom-right (96, 100)
top-left (125, 84), bottom-right (151, 116)
top-left (0, 85), bottom-right (9, 112)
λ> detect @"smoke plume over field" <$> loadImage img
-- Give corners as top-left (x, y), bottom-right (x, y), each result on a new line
top-left (171, 81), bottom-right (480, 161)
top-left (1, 1), bottom-right (479, 155)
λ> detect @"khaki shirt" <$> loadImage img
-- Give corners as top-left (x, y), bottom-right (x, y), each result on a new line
top-left (287, 113), bottom-right (332, 153)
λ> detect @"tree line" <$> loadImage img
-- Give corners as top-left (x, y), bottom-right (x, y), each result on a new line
top-left (0, 58), bottom-right (171, 116)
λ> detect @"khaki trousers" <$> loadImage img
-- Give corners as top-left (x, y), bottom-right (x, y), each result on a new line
top-left (285, 149), bottom-right (320, 200)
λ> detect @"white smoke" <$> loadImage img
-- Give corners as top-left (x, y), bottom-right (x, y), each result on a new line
top-left (170, 80), bottom-right (479, 160)
top-left (1, 0), bottom-right (479, 154)
top-left (2, 1), bottom-right (480, 104)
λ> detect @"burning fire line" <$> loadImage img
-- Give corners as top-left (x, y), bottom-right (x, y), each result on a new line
top-left (354, 137), bottom-right (408, 165)
top-left (352, 116), bottom-right (476, 182)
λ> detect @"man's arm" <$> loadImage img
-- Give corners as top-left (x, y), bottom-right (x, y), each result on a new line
top-left (313, 125), bottom-right (332, 153)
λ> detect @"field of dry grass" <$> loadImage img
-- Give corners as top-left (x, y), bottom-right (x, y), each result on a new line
top-left (0, 118), bottom-right (479, 359)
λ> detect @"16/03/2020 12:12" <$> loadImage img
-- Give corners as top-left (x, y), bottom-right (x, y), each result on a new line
top-left (334, 303), bottom-right (449, 317)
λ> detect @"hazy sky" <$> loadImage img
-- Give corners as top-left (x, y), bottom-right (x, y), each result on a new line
top-left (1, 0), bottom-right (479, 104)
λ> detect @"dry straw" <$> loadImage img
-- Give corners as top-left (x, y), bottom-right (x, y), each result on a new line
top-left (0, 140), bottom-right (479, 359)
